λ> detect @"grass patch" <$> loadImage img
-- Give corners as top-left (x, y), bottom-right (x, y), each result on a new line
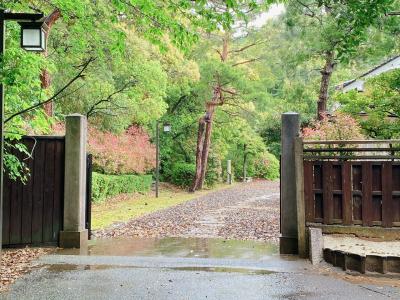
top-left (91, 183), bottom-right (234, 230)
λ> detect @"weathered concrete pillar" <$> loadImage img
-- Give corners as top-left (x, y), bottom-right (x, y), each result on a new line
top-left (280, 112), bottom-right (300, 254)
top-left (60, 114), bottom-right (88, 248)
top-left (227, 160), bottom-right (233, 184)
top-left (309, 228), bottom-right (323, 265)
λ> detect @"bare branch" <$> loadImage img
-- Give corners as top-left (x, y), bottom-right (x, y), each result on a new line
top-left (296, 0), bottom-right (323, 24)
top-left (215, 49), bottom-right (223, 60)
top-left (5, 57), bottom-right (96, 124)
top-left (220, 88), bottom-right (237, 96)
top-left (229, 40), bottom-right (264, 54)
top-left (232, 57), bottom-right (263, 67)
top-left (86, 80), bottom-right (138, 118)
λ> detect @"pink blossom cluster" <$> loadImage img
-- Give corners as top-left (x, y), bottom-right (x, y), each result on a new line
top-left (302, 112), bottom-right (364, 141)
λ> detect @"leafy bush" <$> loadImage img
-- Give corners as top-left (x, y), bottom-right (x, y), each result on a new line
top-left (92, 172), bottom-right (152, 203)
top-left (168, 161), bottom-right (220, 188)
top-left (205, 153), bottom-right (222, 187)
top-left (251, 151), bottom-right (280, 180)
top-left (169, 162), bottom-right (195, 187)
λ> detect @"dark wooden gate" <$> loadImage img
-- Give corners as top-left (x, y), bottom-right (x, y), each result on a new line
top-left (303, 140), bottom-right (400, 229)
top-left (2, 136), bottom-right (65, 247)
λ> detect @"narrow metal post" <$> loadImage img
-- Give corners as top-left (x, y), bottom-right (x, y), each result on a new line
top-left (155, 120), bottom-right (160, 198)
top-left (0, 10), bottom-right (5, 257)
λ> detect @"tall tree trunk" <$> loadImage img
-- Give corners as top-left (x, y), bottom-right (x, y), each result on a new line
top-left (191, 34), bottom-right (229, 191)
top-left (198, 109), bottom-right (215, 189)
top-left (317, 51), bottom-right (335, 120)
top-left (41, 9), bottom-right (61, 117)
top-left (41, 70), bottom-right (53, 115)
top-left (190, 117), bottom-right (206, 192)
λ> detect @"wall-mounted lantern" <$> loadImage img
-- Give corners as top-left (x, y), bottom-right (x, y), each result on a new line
top-left (19, 21), bottom-right (48, 52)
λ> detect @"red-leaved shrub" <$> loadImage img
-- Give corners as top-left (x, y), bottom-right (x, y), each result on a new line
top-left (89, 126), bottom-right (155, 174)
top-left (53, 124), bottom-right (155, 175)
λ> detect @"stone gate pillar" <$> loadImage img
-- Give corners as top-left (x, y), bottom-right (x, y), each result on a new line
top-left (60, 114), bottom-right (88, 248)
top-left (280, 112), bottom-right (300, 254)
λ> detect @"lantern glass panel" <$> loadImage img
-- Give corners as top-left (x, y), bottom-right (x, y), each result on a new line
top-left (20, 23), bottom-right (46, 52)
top-left (22, 28), bottom-right (41, 47)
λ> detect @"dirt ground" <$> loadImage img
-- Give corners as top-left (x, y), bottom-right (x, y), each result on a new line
top-left (0, 247), bottom-right (53, 292)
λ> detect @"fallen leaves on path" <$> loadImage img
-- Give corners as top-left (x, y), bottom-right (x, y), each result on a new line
top-left (94, 180), bottom-right (280, 244)
top-left (1, 248), bottom-right (53, 293)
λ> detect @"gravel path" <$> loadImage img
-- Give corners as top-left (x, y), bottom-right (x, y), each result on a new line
top-left (93, 180), bottom-right (280, 243)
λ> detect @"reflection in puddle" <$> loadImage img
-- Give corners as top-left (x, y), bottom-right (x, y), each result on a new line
top-left (45, 264), bottom-right (275, 275)
top-left (45, 264), bottom-right (121, 272)
top-left (171, 266), bottom-right (276, 275)
top-left (57, 237), bottom-right (279, 260)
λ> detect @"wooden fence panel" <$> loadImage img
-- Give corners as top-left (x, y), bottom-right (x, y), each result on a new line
top-left (382, 162), bottom-right (393, 227)
top-left (322, 162), bottom-right (333, 225)
top-left (304, 160), bottom-right (400, 228)
top-left (371, 164), bottom-right (383, 224)
top-left (332, 164), bottom-right (343, 222)
top-left (304, 161), bottom-right (314, 223)
top-left (21, 139), bottom-right (34, 244)
top-left (362, 162), bottom-right (372, 226)
top-left (2, 136), bottom-right (65, 247)
top-left (342, 162), bottom-right (352, 225)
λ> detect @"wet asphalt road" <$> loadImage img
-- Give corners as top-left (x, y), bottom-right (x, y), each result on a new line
top-left (2, 183), bottom-right (400, 299)
top-left (2, 237), bottom-right (400, 300)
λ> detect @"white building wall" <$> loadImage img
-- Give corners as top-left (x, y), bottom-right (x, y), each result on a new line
top-left (342, 56), bottom-right (400, 93)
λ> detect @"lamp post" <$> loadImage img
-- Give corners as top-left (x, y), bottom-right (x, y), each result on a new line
top-left (155, 121), bottom-right (171, 198)
top-left (0, 9), bottom-right (47, 254)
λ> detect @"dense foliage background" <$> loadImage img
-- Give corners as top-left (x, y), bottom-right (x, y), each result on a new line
top-left (2, 0), bottom-right (400, 188)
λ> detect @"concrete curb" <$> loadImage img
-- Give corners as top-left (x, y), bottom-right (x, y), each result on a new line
top-left (323, 248), bottom-right (400, 275)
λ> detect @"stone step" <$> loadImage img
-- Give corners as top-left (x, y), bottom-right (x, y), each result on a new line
top-left (323, 248), bottom-right (400, 275)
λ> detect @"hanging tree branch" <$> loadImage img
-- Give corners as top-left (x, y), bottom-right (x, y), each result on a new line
top-left (232, 56), bottom-right (263, 67)
top-left (86, 79), bottom-right (138, 118)
top-left (5, 57), bottom-right (96, 124)
top-left (229, 40), bottom-right (266, 54)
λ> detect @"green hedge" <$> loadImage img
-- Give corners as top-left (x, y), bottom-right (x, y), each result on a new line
top-left (92, 172), bottom-right (153, 203)
top-left (168, 162), bottom-right (220, 188)
top-left (169, 162), bottom-right (195, 187)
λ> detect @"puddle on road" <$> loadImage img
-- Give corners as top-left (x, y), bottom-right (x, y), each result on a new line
top-left (170, 266), bottom-right (276, 275)
top-left (44, 263), bottom-right (275, 275)
top-left (45, 264), bottom-right (123, 272)
top-left (57, 237), bottom-right (279, 260)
